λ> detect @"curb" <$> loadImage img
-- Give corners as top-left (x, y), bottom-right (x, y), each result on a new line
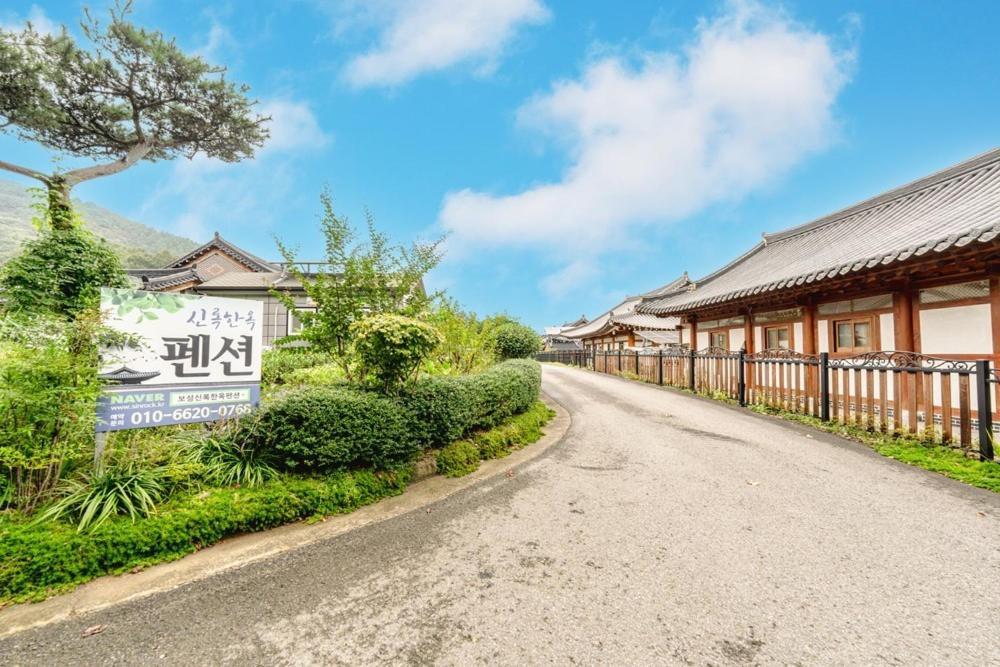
top-left (0, 394), bottom-right (571, 638)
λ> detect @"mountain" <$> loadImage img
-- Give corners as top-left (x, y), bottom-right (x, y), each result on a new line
top-left (0, 179), bottom-right (198, 267)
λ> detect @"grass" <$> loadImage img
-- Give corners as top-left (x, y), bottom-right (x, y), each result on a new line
top-left (748, 403), bottom-right (1000, 494)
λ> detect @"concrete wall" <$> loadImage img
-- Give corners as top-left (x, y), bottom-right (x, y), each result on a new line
top-left (920, 303), bottom-right (991, 355)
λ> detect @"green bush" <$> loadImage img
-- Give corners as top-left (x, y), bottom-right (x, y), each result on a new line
top-left (1, 226), bottom-right (127, 317)
top-left (38, 462), bottom-right (166, 532)
top-left (0, 469), bottom-right (411, 603)
top-left (471, 401), bottom-right (554, 460)
top-left (401, 359), bottom-right (542, 448)
top-left (351, 314), bottom-right (441, 394)
top-left (491, 322), bottom-right (542, 360)
top-left (285, 362), bottom-right (346, 386)
top-left (436, 441), bottom-right (480, 477)
top-left (0, 312), bottom-right (103, 512)
top-left (261, 348), bottom-right (331, 386)
top-left (249, 386), bottom-right (420, 473)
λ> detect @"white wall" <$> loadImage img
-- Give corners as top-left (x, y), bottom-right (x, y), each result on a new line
top-left (729, 327), bottom-right (745, 352)
top-left (793, 322), bottom-right (804, 352)
top-left (879, 313), bottom-right (894, 350)
top-left (753, 326), bottom-right (763, 352)
top-left (919, 304), bottom-right (992, 354)
top-left (696, 331), bottom-right (709, 349)
top-left (817, 319), bottom-right (829, 353)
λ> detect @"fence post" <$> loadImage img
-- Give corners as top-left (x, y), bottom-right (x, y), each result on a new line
top-left (738, 348), bottom-right (746, 407)
top-left (634, 350), bottom-right (640, 376)
top-left (819, 352), bottom-right (830, 422)
top-left (617, 348), bottom-right (622, 372)
top-left (688, 348), bottom-right (696, 392)
top-left (658, 348), bottom-right (664, 386)
top-left (976, 360), bottom-right (995, 461)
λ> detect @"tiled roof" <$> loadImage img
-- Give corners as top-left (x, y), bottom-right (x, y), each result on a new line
top-left (167, 232), bottom-right (277, 273)
top-left (635, 329), bottom-right (680, 345)
top-left (142, 269), bottom-right (201, 290)
top-left (197, 272), bottom-right (302, 289)
top-left (610, 312), bottom-right (679, 331)
top-left (640, 148), bottom-right (1000, 314)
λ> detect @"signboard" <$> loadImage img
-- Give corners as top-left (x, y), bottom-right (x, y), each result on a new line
top-left (96, 288), bottom-right (263, 432)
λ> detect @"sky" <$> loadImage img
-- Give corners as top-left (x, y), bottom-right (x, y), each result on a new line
top-left (1, 0), bottom-right (999, 330)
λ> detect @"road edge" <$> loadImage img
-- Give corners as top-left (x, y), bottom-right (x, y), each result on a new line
top-left (0, 393), bottom-right (572, 639)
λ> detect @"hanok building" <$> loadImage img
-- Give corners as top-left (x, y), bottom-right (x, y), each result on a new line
top-left (542, 316), bottom-right (588, 351)
top-left (563, 275), bottom-right (691, 351)
top-left (638, 148), bottom-right (1000, 364)
top-left (127, 232), bottom-right (315, 346)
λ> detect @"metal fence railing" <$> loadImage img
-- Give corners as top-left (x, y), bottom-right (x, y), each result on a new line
top-left (536, 347), bottom-right (997, 462)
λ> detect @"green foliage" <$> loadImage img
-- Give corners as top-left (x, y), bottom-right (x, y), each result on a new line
top-left (402, 359), bottom-right (542, 448)
top-left (196, 432), bottom-right (278, 489)
top-left (1, 224), bottom-right (127, 316)
top-left (250, 387), bottom-right (420, 473)
top-left (436, 441), bottom-right (480, 478)
top-left (38, 462), bottom-right (165, 532)
top-left (0, 311), bottom-right (104, 512)
top-left (273, 190), bottom-right (442, 379)
top-left (285, 363), bottom-right (346, 387)
top-left (421, 297), bottom-right (499, 375)
top-left (492, 322), bottom-right (542, 360)
top-left (352, 314), bottom-right (441, 394)
top-left (471, 401), bottom-right (555, 460)
top-left (0, 468), bottom-right (411, 603)
top-left (0, 2), bottom-right (268, 226)
top-left (435, 401), bottom-right (554, 477)
top-left (261, 348), bottom-right (331, 387)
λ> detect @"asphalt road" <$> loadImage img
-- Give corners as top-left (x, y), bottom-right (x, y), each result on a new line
top-left (4, 365), bottom-right (1000, 665)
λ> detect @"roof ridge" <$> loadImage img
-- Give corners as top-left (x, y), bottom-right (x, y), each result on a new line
top-left (166, 233), bottom-right (277, 272)
top-left (763, 146), bottom-right (1000, 244)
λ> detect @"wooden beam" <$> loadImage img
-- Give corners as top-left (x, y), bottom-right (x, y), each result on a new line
top-left (743, 311), bottom-right (754, 353)
top-left (689, 319), bottom-right (698, 351)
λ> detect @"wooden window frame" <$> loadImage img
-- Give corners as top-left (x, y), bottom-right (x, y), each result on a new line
top-left (763, 324), bottom-right (793, 351)
top-left (831, 316), bottom-right (877, 354)
top-left (708, 330), bottom-right (728, 350)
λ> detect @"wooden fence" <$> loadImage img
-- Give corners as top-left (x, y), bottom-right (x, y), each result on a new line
top-left (535, 348), bottom-right (997, 462)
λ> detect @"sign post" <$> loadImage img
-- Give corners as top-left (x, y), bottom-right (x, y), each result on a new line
top-left (96, 288), bottom-right (263, 433)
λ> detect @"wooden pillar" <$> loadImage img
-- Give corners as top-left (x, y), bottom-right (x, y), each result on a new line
top-left (893, 291), bottom-right (915, 351)
top-left (991, 277), bottom-right (1000, 361)
top-left (628, 332), bottom-right (636, 348)
top-left (688, 319), bottom-right (698, 351)
top-left (802, 304), bottom-right (817, 354)
top-left (743, 312), bottom-right (754, 354)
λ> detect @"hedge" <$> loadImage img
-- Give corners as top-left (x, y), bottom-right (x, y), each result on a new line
top-left (0, 469), bottom-right (411, 603)
top-left (403, 359), bottom-right (541, 448)
top-left (250, 387), bottom-right (419, 473)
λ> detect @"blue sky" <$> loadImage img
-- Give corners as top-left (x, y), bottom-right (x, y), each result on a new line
top-left (2, 1), bottom-right (999, 329)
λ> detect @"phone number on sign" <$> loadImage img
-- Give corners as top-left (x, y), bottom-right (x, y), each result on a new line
top-left (128, 403), bottom-right (254, 426)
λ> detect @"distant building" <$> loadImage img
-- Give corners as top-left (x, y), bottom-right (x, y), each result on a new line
top-left (542, 315), bottom-right (588, 351)
top-left (562, 276), bottom-right (689, 351)
top-left (126, 232), bottom-right (315, 346)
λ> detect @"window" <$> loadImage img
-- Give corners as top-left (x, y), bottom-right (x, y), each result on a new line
top-left (764, 325), bottom-right (790, 350)
top-left (709, 331), bottom-right (728, 349)
top-left (833, 317), bottom-right (872, 353)
top-left (286, 307), bottom-right (317, 335)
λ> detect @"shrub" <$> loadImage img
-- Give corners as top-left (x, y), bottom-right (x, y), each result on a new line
top-left (249, 386), bottom-right (420, 473)
top-left (492, 322), bottom-right (542, 360)
top-left (351, 314), bottom-right (441, 394)
top-left (472, 401), bottom-right (554, 460)
top-left (261, 348), bottom-right (330, 386)
top-left (285, 362), bottom-right (346, 386)
top-left (0, 312), bottom-right (103, 512)
top-left (0, 468), bottom-right (411, 603)
top-left (38, 462), bottom-right (165, 532)
top-left (196, 433), bottom-right (278, 489)
top-left (401, 359), bottom-right (542, 448)
top-left (1, 225), bottom-right (127, 317)
top-left (436, 441), bottom-right (480, 477)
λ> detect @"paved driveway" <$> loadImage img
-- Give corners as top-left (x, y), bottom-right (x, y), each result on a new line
top-left (4, 365), bottom-right (1000, 665)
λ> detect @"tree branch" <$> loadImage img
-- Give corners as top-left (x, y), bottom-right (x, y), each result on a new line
top-left (62, 141), bottom-right (152, 186)
top-left (0, 158), bottom-right (48, 184)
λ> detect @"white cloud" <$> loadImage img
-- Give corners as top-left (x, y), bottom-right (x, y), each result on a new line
top-left (438, 0), bottom-right (855, 292)
top-left (1, 4), bottom-right (59, 35)
top-left (541, 258), bottom-right (599, 299)
top-left (341, 0), bottom-right (551, 88)
top-left (141, 100), bottom-right (329, 240)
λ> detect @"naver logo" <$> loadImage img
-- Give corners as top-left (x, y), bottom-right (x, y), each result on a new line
top-left (109, 392), bottom-right (166, 404)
